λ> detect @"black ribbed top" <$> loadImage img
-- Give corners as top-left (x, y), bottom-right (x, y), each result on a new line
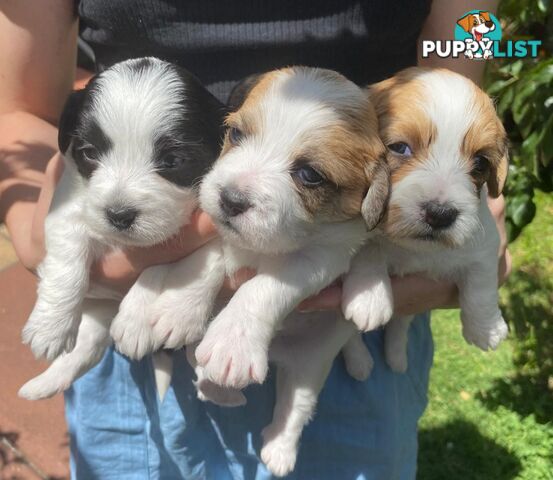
top-left (77, 0), bottom-right (432, 102)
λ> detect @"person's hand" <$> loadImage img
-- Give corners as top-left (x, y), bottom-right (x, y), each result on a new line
top-left (295, 194), bottom-right (512, 316)
top-left (27, 155), bottom-right (219, 293)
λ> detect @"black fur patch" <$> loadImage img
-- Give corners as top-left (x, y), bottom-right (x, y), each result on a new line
top-left (153, 64), bottom-right (228, 187)
top-left (58, 75), bottom-right (111, 179)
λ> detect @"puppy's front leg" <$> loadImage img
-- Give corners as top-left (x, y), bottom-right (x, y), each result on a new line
top-left (149, 240), bottom-right (225, 350)
top-left (459, 264), bottom-right (508, 351)
top-left (196, 246), bottom-right (353, 389)
top-left (22, 221), bottom-right (94, 360)
top-left (111, 264), bottom-right (171, 359)
top-left (342, 243), bottom-right (393, 331)
top-left (19, 298), bottom-right (116, 400)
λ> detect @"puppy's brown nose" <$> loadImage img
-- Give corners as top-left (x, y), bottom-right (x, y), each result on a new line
top-left (220, 187), bottom-right (252, 217)
top-left (485, 20), bottom-right (494, 28)
top-left (423, 201), bottom-right (459, 230)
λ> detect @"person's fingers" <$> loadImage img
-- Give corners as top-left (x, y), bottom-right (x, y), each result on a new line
top-left (297, 284), bottom-right (342, 312)
top-left (487, 194), bottom-right (508, 255)
top-left (123, 210), bottom-right (218, 270)
top-left (90, 210), bottom-right (219, 292)
top-left (498, 248), bottom-right (512, 286)
top-left (391, 274), bottom-right (458, 317)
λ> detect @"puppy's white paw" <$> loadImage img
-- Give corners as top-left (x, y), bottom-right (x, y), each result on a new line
top-left (19, 371), bottom-right (70, 400)
top-left (386, 348), bottom-right (408, 373)
top-left (196, 313), bottom-right (268, 389)
top-left (261, 426), bottom-right (298, 477)
top-left (150, 292), bottom-right (208, 350)
top-left (462, 313), bottom-right (508, 351)
top-left (342, 281), bottom-right (393, 332)
top-left (196, 379), bottom-right (247, 407)
top-left (344, 351), bottom-right (373, 381)
top-left (22, 307), bottom-right (78, 360)
top-left (110, 305), bottom-right (155, 360)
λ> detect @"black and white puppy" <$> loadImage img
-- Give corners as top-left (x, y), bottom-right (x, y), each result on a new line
top-left (20, 57), bottom-right (226, 399)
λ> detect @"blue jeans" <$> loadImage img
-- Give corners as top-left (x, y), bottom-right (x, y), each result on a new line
top-left (65, 313), bottom-right (432, 480)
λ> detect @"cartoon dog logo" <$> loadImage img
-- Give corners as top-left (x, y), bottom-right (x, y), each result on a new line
top-left (457, 11), bottom-right (497, 59)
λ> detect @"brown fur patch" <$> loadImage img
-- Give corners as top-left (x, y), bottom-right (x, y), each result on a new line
top-left (461, 86), bottom-right (508, 197)
top-left (369, 68), bottom-right (438, 187)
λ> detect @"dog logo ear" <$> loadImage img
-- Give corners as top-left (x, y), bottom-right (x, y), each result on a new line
top-left (58, 90), bottom-right (86, 154)
top-left (457, 13), bottom-right (474, 33)
top-left (487, 144), bottom-right (509, 198)
top-left (361, 158), bottom-right (390, 230)
top-left (480, 11), bottom-right (492, 22)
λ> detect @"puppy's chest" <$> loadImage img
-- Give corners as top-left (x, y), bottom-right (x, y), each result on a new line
top-left (221, 243), bottom-right (262, 275)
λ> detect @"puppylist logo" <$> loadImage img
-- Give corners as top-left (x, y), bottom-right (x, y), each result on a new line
top-left (422, 10), bottom-right (541, 60)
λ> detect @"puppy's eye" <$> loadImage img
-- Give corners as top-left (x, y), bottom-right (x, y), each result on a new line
top-left (472, 154), bottom-right (490, 173)
top-left (293, 165), bottom-right (326, 187)
top-left (160, 154), bottom-right (184, 169)
top-left (77, 145), bottom-right (99, 162)
top-left (228, 127), bottom-right (244, 146)
top-left (388, 142), bottom-right (413, 156)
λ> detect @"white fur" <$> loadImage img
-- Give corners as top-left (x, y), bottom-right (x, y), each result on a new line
top-left (342, 70), bottom-right (508, 372)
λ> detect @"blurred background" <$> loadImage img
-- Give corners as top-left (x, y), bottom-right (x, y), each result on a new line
top-left (0, 0), bottom-right (551, 478)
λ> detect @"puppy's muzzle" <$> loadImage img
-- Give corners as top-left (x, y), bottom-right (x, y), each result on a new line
top-left (106, 206), bottom-right (138, 230)
top-left (422, 201), bottom-right (459, 230)
top-left (219, 187), bottom-right (252, 217)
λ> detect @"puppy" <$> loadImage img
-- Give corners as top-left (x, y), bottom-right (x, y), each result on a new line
top-left (158, 67), bottom-right (387, 476)
top-left (19, 57), bottom-right (226, 399)
top-left (342, 67), bottom-right (509, 372)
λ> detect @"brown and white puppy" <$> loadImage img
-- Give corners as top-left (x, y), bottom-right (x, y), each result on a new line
top-left (342, 67), bottom-right (509, 372)
top-left (145, 67), bottom-right (389, 476)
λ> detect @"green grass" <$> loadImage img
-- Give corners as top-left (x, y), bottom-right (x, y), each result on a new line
top-left (417, 190), bottom-right (553, 480)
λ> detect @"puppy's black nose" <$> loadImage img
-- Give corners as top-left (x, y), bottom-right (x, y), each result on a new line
top-left (485, 20), bottom-right (494, 28)
top-left (106, 207), bottom-right (138, 230)
top-left (220, 187), bottom-right (252, 217)
top-left (423, 201), bottom-right (459, 230)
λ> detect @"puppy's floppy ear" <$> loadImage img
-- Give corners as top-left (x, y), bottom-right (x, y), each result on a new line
top-left (227, 73), bottom-right (265, 111)
top-left (480, 11), bottom-right (492, 22)
top-left (457, 13), bottom-right (473, 33)
top-left (58, 90), bottom-right (86, 154)
top-left (487, 141), bottom-right (509, 198)
top-left (362, 157), bottom-right (390, 230)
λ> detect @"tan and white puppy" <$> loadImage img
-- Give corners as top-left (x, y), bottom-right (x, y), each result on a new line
top-left (144, 67), bottom-right (389, 476)
top-left (342, 67), bottom-right (509, 372)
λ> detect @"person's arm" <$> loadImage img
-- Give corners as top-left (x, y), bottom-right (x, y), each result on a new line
top-left (0, 0), bottom-right (217, 293)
